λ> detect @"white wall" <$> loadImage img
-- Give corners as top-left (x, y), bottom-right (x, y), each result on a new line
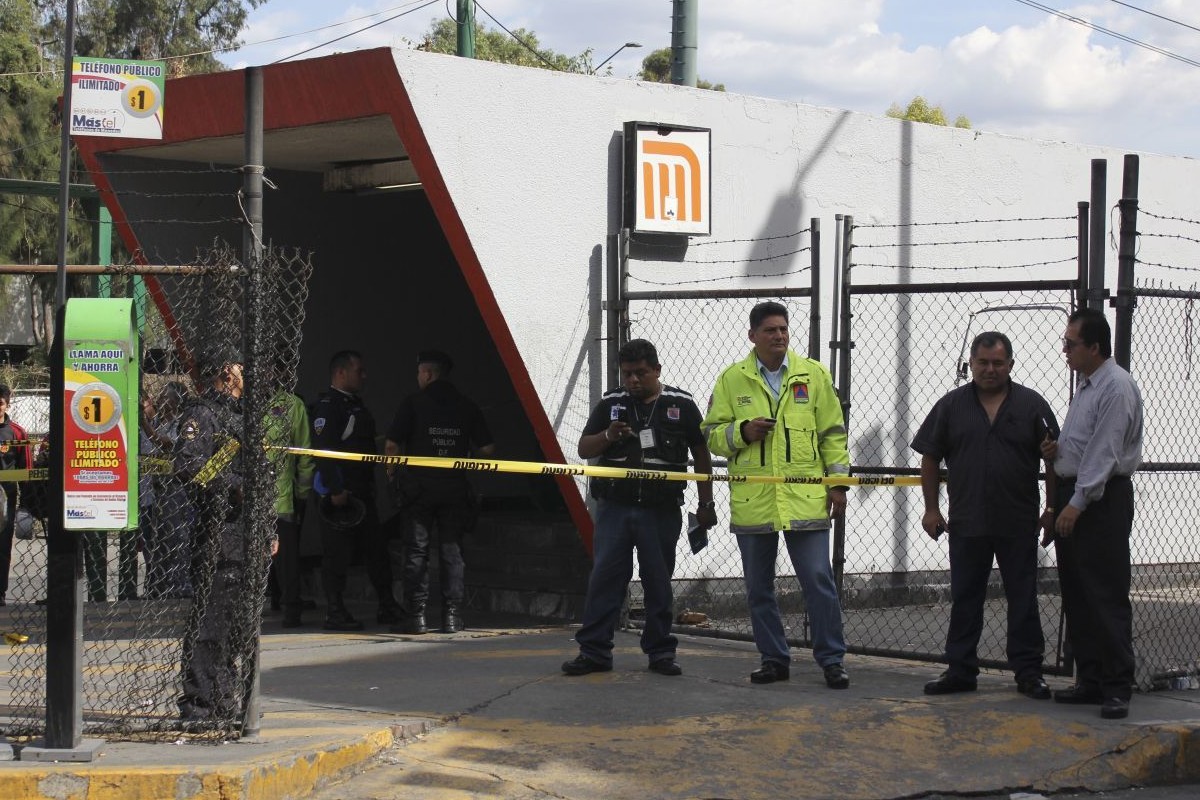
top-left (392, 49), bottom-right (1199, 575)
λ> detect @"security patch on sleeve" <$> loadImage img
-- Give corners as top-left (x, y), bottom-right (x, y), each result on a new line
top-left (313, 417), bottom-right (326, 435)
top-left (667, 406), bottom-right (680, 421)
top-left (180, 418), bottom-right (200, 440)
top-left (610, 405), bottom-right (625, 420)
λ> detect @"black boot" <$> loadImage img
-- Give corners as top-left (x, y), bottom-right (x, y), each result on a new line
top-left (442, 603), bottom-right (463, 634)
top-left (391, 604), bottom-right (427, 635)
top-left (323, 595), bottom-right (364, 631)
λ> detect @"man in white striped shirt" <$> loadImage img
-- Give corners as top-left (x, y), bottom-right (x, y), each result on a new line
top-left (1041, 308), bottom-right (1143, 720)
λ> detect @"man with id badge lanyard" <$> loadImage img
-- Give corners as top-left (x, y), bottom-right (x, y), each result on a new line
top-left (562, 339), bottom-right (717, 677)
top-left (702, 301), bottom-right (852, 689)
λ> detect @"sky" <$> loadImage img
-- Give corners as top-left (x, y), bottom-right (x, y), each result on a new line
top-left (220, 0), bottom-right (1200, 160)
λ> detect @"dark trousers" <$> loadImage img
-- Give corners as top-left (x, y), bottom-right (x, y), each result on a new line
top-left (575, 500), bottom-right (681, 666)
top-left (402, 503), bottom-right (469, 608)
top-left (0, 485), bottom-right (15, 598)
top-left (319, 502), bottom-right (396, 608)
top-left (1055, 476), bottom-right (1136, 700)
top-left (274, 516), bottom-right (302, 612)
top-left (945, 533), bottom-right (1044, 680)
top-left (180, 562), bottom-right (241, 716)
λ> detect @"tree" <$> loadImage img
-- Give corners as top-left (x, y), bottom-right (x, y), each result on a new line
top-left (2, 0), bottom-right (263, 353)
top-left (38, 0), bottom-right (266, 76)
top-left (638, 47), bottom-right (725, 91)
top-left (886, 96), bottom-right (970, 129)
top-left (417, 18), bottom-right (596, 73)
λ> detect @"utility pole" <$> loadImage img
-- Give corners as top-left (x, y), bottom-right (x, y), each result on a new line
top-left (670, 0), bottom-right (698, 86)
top-left (457, 0), bottom-right (475, 58)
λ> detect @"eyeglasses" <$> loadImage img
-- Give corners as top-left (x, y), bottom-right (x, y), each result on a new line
top-left (1061, 337), bottom-right (1085, 350)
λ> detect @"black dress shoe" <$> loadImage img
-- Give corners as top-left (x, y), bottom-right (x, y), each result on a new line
top-left (750, 661), bottom-right (790, 684)
top-left (1016, 676), bottom-right (1051, 699)
top-left (1054, 684), bottom-right (1104, 704)
top-left (562, 655), bottom-right (612, 676)
top-left (648, 658), bottom-right (682, 676)
top-left (823, 663), bottom-right (850, 689)
top-left (1101, 697), bottom-right (1130, 719)
top-left (376, 606), bottom-right (401, 625)
top-left (924, 672), bottom-right (977, 695)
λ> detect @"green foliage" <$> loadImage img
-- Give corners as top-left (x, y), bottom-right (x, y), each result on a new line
top-left (38, 0), bottom-right (266, 76)
top-left (886, 96), bottom-right (971, 129)
top-left (638, 47), bottom-right (724, 90)
top-left (417, 18), bottom-right (595, 73)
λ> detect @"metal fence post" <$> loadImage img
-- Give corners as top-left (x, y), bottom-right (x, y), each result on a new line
top-left (239, 66), bottom-right (265, 738)
top-left (1088, 159), bottom-right (1107, 311)
top-left (1113, 155), bottom-right (1139, 371)
top-left (808, 218), bottom-right (821, 360)
top-left (832, 216), bottom-right (854, 590)
top-left (1076, 201), bottom-right (1089, 312)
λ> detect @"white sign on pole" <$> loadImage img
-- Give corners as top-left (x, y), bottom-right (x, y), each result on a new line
top-left (69, 57), bottom-right (166, 140)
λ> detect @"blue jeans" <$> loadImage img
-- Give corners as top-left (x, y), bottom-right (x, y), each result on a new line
top-left (575, 500), bottom-right (682, 666)
top-left (737, 530), bottom-right (846, 668)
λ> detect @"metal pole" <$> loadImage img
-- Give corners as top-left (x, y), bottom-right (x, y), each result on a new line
top-left (1076, 201), bottom-right (1089, 312)
top-left (45, 0), bottom-right (85, 753)
top-left (828, 214), bottom-right (843, 376)
top-left (831, 216), bottom-right (854, 591)
top-left (1113, 154), bottom-right (1139, 371)
top-left (240, 66), bottom-right (265, 738)
top-left (669, 0), bottom-right (698, 86)
top-left (808, 218), bottom-right (821, 360)
top-left (1088, 159), bottom-right (1107, 311)
top-left (456, 0), bottom-right (475, 58)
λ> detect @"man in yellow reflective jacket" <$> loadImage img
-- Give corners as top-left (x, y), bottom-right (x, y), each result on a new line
top-left (702, 301), bottom-right (852, 689)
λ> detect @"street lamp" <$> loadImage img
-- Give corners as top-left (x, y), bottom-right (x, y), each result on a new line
top-left (592, 41), bottom-right (642, 75)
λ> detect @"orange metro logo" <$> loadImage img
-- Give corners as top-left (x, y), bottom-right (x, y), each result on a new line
top-left (639, 140), bottom-right (704, 224)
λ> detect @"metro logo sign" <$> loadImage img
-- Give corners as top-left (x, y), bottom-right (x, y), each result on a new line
top-left (624, 122), bottom-right (711, 235)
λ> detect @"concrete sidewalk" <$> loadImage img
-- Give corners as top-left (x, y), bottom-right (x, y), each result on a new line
top-left (3, 613), bottom-right (1200, 800)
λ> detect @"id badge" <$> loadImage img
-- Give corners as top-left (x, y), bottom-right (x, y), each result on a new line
top-left (639, 428), bottom-right (656, 450)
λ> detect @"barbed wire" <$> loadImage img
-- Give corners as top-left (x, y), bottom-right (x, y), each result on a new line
top-left (850, 256), bottom-right (1077, 272)
top-left (1140, 209), bottom-right (1200, 227)
top-left (628, 264), bottom-right (812, 286)
top-left (1133, 258), bottom-right (1200, 274)
top-left (634, 229), bottom-right (811, 249)
top-left (852, 234), bottom-right (1076, 249)
top-left (0, 197), bottom-right (242, 227)
top-left (1140, 231), bottom-right (1200, 247)
top-left (851, 215), bottom-right (1075, 229)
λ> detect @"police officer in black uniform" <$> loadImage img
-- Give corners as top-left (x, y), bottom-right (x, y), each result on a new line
top-left (310, 350), bottom-right (400, 630)
top-left (384, 350), bottom-right (494, 634)
top-left (174, 354), bottom-right (259, 723)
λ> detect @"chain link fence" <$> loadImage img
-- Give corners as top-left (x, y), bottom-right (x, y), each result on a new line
top-left (1, 243), bottom-right (312, 741)
top-left (621, 205), bottom-right (1200, 691)
top-left (626, 293), bottom-right (814, 635)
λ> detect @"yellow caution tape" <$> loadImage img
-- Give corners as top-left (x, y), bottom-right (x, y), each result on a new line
top-left (279, 446), bottom-right (923, 487)
top-left (192, 437), bottom-right (240, 487)
top-left (0, 457), bottom-right (172, 482)
top-left (0, 468), bottom-right (49, 482)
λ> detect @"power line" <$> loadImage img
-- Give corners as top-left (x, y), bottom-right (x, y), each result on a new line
top-left (473, 1), bottom-right (565, 71)
top-left (1107, 0), bottom-right (1200, 37)
top-left (272, 0), bottom-right (441, 64)
top-left (0, 1), bottom-right (440, 77)
top-left (1012, 0), bottom-right (1200, 69)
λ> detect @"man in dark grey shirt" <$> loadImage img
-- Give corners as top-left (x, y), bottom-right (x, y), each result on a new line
top-left (1042, 309), bottom-right (1143, 721)
top-left (912, 331), bottom-right (1058, 699)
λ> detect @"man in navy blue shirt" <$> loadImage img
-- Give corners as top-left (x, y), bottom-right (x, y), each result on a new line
top-left (912, 331), bottom-right (1058, 699)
